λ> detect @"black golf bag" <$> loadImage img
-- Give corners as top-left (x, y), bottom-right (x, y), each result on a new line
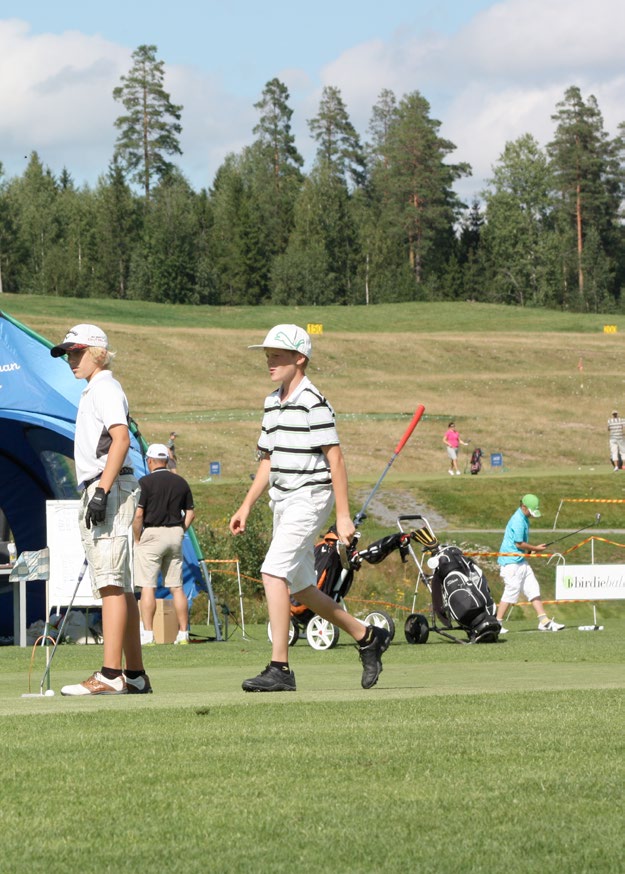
top-left (429, 545), bottom-right (500, 642)
top-left (289, 530), bottom-right (354, 628)
top-left (290, 529), bottom-right (411, 630)
top-left (470, 447), bottom-right (483, 475)
top-left (352, 532), bottom-right (412, 567)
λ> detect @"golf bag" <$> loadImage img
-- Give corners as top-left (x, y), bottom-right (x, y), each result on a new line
top-left (352, 531), bottom-right (411, 567)
top-left (289, 530), bottom-right (353, 627)
top-left (290, 529), bottom-right (411, 630)
top-left (429, 545), bottom-right (500, 642)
top-left (470, 447), bottom-right (483, 475)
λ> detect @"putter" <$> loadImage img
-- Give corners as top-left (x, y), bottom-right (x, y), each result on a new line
top-left (21, 556), bottom-right (89, 698)
top-left (544, 513), bottom-right (602, 548)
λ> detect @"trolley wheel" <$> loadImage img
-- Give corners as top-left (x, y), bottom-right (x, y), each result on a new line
top-left (306, 615), bottom-right (340, 650)
top-left (267, 619), bottom-right (299, 646)
top-left (363, 610), bottom-right (396, 641)
top-left (404, 613), bottom-right (430, 644)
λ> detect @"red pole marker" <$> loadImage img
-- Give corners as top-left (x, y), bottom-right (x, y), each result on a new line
top-left (354, 404), bottom-right (425, 526)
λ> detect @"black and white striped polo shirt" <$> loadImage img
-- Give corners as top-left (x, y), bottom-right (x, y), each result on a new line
top-left (608, 417), bottom-right (625, 440)
top-left (258, 376), bottom-right (340, 500)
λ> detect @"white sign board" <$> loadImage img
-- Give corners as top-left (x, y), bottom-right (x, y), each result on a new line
top-left (555, 564), bottom-right (625, 601)
top-left (46, 500), bottom-right (97, 609)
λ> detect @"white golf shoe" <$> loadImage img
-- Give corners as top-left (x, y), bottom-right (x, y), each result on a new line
top-left (538, 619), bottom-right (565, 632)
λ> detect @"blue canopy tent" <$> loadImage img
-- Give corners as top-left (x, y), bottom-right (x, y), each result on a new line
top-left (0, 310), bottom-right (221, 641)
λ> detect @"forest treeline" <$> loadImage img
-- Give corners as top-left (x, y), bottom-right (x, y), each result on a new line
top-left (1, 45), bottom-right (625, 312)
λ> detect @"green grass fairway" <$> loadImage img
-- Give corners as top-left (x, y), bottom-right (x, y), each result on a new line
top-left (2, 297), bottom-right (625, 871)
top-left (1, 622), bottom-right (623, 874)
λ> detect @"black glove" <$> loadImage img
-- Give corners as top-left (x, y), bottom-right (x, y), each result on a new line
top-left (85, 487), bottom-right (108, 529)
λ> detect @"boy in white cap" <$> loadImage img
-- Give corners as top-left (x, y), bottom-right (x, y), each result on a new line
top-left (496, 494), bottom-right (564, 633)
top-left (50, 324), bottom-right (151, 694)
top-left (230, 324), bottom-right (390, 691)
top-left (133, 443), bottom-right (195, 645)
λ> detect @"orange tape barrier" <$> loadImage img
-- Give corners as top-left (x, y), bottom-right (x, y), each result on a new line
top-left (557, 498), bottom-right (625, 503)
top-left (466, 535), bottom-right (625, 560)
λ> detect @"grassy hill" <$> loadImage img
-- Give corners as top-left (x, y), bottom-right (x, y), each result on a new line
top-left (4, 293), bottom-right (625, 622)
top-left (4, 293), bottom-right (624, 486)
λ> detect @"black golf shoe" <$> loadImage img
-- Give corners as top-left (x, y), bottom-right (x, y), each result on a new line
top-left (358, 626), bottom-right (391, 689)
top-left (124, 673), bottom-right (153, 694)
top-left (242, 664), bottom-right (296, 692)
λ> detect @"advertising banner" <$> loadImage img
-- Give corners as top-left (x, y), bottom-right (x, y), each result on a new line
top-left (555, 564), bottom-right (625, 601)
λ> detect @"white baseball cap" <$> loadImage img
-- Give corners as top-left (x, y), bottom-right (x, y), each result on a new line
top-left (50, 324), bottom-right (108, 358)
top-left (146, 443), bottom-right (170, 460)
top-left (248, 324), bottom-right (312, 360)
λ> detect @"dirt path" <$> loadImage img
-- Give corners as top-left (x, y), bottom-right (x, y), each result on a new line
top-left (352, 489), bottom-right (450, 532)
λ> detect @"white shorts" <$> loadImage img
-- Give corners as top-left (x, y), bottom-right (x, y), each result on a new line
top-left (134, 526), bottom-right (184, 589)
top-left (79, 476), bottom-right (139, 597)
top-left (261, 488), bottom-right (335, 593)
top-left (609, 439), bottom-right (625, 461)
top-left (499, 562), bottom-right (541, 603)
top-left (446, 447), bottom-right (458, 461)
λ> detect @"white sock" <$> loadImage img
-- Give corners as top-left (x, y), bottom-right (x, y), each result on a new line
top-left (142, 630), bottom-right (154, 642)
top-left (176, 630), bottom-right (189, 641)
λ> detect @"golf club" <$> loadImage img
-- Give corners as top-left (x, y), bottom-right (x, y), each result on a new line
top-left (21, 556), bottom-right (89, 698)
top-left (544, 513), bottom-right (602, 548)
top-left (353, 404), bottom-right (425, 526)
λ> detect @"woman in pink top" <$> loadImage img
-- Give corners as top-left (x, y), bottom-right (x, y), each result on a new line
top-left (443, 422), bottom-right (468, 475)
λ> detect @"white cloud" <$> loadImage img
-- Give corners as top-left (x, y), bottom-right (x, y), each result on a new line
top-left (0, 20), bottom-right (128, 179)
top-left (0, 19), bottom-right (254, 188)
top-left (456, 0), bottom-right (625, 77)
top-left (318, 0), bottom-right (625, 202)
top-left (2, 1), bottom-right (625, 200)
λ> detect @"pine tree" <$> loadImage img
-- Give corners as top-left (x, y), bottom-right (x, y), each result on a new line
top-left (94, 159), bottom-right (140, 298)
top-left (252, 78), bottom-right (304, 253)
top-left (308, 86), bottom-right (367, 188)
top-left (482, 134), bottom-right (556, 306)
top-left (368, 91), bottom-right (469, 290)
top-left (10, 153), bottom-right (61, 295)
top-left (548, 86), bottom-right (625, 309)
top-left (113, 44), bottom-right (183, 201)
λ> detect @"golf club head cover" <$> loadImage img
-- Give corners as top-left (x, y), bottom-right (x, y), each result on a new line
top-left (412, 526), bottom-right (439, 552)
top-left (85, 487), bottom-right (108, 529)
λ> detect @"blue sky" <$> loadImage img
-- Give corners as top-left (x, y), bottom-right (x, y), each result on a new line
top-left (1, 0), bottom-right (624, 200)
top-left (22, 0), bottom-right (494, 91)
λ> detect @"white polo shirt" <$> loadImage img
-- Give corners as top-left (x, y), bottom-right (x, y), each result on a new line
top-left (257, 375), bottom-right (340, 502)
top-left (74, 370), bottom-right (132, 487)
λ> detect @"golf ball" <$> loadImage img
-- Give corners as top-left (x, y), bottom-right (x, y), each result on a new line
top-left (44, 689), bottom-right (55, 697)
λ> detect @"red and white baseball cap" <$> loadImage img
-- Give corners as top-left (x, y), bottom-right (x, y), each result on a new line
top-left (50, 324), bottom-right (108, 358)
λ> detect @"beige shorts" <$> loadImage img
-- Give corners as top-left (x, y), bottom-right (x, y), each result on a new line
top-left (261, 488), bottom-right (335, 593)
top-left (134, 526), bottom-right (184, 589)
top-left (79, 476), bottom-right (139, 597)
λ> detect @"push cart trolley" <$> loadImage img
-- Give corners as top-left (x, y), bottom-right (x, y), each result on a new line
top-left (398, 514), bottom-right (501, 645)
top-left (267, 528), bottom-right (405, 651)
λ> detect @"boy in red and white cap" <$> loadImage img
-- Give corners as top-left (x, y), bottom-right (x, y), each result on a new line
top-left (50, 324), bottom-right (151, 695)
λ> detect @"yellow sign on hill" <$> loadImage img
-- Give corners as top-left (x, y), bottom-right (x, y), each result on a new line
top-left (307, 323), bottom-right (323, 334)
top-left (603, 325), bottom-right (618, 333)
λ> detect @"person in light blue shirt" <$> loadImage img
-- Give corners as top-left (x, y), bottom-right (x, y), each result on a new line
top-left (496, 494), bottom-right (564, 633)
